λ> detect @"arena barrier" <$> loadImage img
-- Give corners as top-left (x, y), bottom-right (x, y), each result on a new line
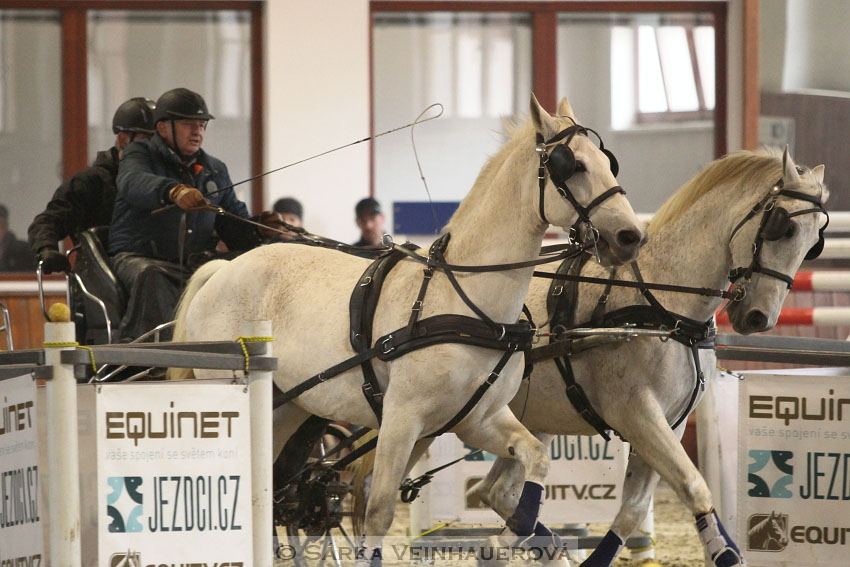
top-left (0, 318), bottom-right (276, 567)
top-left (716, 307), bottom-right (850, 327)
top-left (701, 334), bottom-right (850, 567)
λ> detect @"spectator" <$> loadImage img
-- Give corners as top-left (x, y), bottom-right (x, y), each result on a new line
top-left (353, 197), bottom-right (386, 247)
top-left (272, 197), bottom-right (303, 241)
top-left (28, 97), bottom-right (156, 274)
top-left (0, 204), bottom-right (36, 272)
top-left (109, 87), bottom-right (281, 341)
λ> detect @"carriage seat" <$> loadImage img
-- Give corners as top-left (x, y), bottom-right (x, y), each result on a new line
top-left (72, 226), bottom-right (127, 343)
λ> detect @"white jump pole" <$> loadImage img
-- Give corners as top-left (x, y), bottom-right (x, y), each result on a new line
top-left (245, 319), bottom-right (273, 567)
top-left (44, 321), bottom-right (81, 567)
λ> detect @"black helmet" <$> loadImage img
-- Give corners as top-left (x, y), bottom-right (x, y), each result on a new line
top-left (112, 97), bottom-right (156, 134)
top-left (154, 88), bottom-right (215, 123)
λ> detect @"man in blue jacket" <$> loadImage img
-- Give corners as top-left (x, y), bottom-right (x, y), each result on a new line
top-left (110, 87), bottom-right (280, 341)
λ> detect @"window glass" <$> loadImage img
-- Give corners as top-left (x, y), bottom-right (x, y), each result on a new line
top-left (372, 12), bottom-right (531, 233)
top-left (87, 10), bottom-right (253, 209)
top-left (558, 12), bottom-right (715, 214)
top-left (637, 26), bottom-right (668, 113)
top-left (656, 26), bottom-right (699, 111)
top-left (0, 10), bottom-right (62, 272)
top-left (694, 25), bottom-right (715, 109)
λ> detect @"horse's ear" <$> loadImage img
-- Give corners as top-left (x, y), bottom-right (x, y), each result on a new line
top-left (812, 164), bottom-right (825, 184)
top-left (556, 96), bottom-right (576, 121)
top-left (782, 145), bottom-right (801, 183)
top-left (530, 93), bottom-right (559, 140)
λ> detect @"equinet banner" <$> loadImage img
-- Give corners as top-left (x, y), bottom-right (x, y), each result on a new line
top-left (97, 382), bottom-right (252, 567)
top-left (0, 373), bottom-right (42, 567)
top-left (737, 373), bottom-right (850, 566)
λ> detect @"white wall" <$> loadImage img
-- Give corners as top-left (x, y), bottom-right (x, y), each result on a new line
top-left (264, 0), bottom-right (371, 243)
top-left (263, 0), bottom-right (746, 240)
top-left (782, 0), bottom-right (850, 93)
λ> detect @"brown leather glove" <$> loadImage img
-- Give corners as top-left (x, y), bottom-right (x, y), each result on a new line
top-left (257, 210), bottom-right (285, 239)
top-left (168, 184), bottom-right (207, 210)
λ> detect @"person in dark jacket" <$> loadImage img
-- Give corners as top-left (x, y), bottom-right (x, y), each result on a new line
top-left (0, 204), bottom-right (36, 272)
top-left (109, 87), bottom-right (281, 341)
top-left (28, 97), bottom-right (156, 274)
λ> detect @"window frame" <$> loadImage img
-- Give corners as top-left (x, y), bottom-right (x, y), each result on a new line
top-left (634, 20), bottom-right (715, 124)
top-left (0, 0), bottom-right (264, 212)
top-left (370, 0), bottom-right (728, 192)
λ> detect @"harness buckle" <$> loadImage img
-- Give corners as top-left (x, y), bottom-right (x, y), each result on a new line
top-left (380, 335), bottom-right (395, 354)
top-left (486, 371), bottom-right (500, 384)
top-left (552, 284), bottom-right (564, 296)
top-left (598, 293), bottom-right (609, 305)
top-left (360, 276), bottom-right (373, 287)
top-left (411, 300), bottom-right (423, 312)
top-left (317, 372), bottom-right (329, 383)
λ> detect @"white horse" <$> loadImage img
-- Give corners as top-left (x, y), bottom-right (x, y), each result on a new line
top-left (468, 147), bottom-right (829, 567)
top-left (171, 95), bottom-right (645, 564)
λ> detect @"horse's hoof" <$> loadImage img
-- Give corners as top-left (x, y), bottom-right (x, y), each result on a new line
top-left (696, 510), bottom-right (746, 567)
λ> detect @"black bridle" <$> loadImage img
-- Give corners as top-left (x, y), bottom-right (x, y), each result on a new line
top-left (728, 181), bottom-right (828, 290)
top-left (536, 125), bottom-right (625, 246)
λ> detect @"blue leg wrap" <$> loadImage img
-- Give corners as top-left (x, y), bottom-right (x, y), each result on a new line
top-left (696, 509), bottom-right (744, 567)
top-left (506, 481), bottom-right (544, 536)
top-left (580, 530), bottom-right (624, 567)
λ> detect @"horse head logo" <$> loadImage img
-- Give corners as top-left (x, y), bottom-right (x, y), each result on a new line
top-left (747, 511), bottom-right (789, 552)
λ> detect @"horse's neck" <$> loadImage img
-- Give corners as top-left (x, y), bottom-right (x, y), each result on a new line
top-left (441, 158), bottom-right (545, 323)
top-left (602, 185), bottom-right (740, 321)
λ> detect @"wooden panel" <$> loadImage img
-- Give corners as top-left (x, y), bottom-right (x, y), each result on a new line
top-left (62, 8), bottom-right (88, 177)
top-left (761, 92), bottom-right (850, 211)
top-left (0, 294), bottom-right (66, 350)
top-left (742, 0), bottom-right (759, 149)
top-left (532, 12), bottom-right (557, 112)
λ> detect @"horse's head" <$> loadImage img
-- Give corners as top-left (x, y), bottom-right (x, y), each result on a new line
top-left (767, 512), bottom-right (788, 545)
top-left (726, 147), bottom-right (830, 334)
top-left (530, 94), bottom-right (646, 266)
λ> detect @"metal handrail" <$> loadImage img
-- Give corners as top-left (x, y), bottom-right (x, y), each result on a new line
top-left (68, 272), bottom-right (112, 344)
top-left (92, 321), bottom-right (176, 383)
top-left (0, 302), bottom-right (13, 350)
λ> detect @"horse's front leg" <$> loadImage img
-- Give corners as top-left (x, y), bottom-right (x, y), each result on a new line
top-left (358, 404), bottom-right (423, 567)
top-left (582, 438), bottom-right (668, 566)
top-left (456, 411), bottom-right (566, 564)
top-left (613, 391), bottom-right (744, 567)
top-left (467, 432), bottom-right (554, 522)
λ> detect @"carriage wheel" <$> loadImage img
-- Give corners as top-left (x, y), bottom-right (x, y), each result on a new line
top-left (276, 423), bottom-right (357, 567)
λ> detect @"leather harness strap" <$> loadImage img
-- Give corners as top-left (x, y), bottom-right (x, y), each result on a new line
top-left (535, 259), bottom-right (715, 440)
top-left (273, 233), bottom-right (536, 436)
top-left (349, 243), bottom-right (419, 423)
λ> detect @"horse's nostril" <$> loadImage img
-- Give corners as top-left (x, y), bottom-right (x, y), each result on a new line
top-left (746, 310), bottom-right (768, 330)
top-left (616, 229), bottom-right (641, 247)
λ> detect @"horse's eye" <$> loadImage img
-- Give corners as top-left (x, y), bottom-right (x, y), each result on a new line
top-left (784, 223), bottom-right (797, 239)
top-left (574, 161), bottom-right (586, 173)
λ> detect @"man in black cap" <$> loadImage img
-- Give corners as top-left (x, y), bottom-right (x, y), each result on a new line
top-left (353, 197), bottom-right (386, 247)
top-left (272, 197), bottom-right (303, 241)
top-left (28, 97), bottom-right (156, 274)
top-left (109, 87), bottom-right (282, 341)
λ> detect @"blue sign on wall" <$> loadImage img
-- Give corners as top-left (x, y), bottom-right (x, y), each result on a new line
top-left (393, 201), bottom-right (459, 235)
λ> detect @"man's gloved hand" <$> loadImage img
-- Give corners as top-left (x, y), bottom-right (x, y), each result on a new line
top-left (38, 247), bottom-right (71, 274)
top-left (168, 184), bottom-right (208, 210)
top-left (257, 210), bottom-right (286, 239)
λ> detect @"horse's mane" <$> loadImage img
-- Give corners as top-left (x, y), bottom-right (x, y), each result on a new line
top-left (649, 148), bottom-right (783, 235)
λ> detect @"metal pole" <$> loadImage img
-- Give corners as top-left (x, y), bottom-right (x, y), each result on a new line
top-left (44, 321), bottom-right (81, 567)
top-left (245, 320), bottom-right (273, 566)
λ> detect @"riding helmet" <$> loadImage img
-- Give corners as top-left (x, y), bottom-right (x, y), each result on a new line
top-left (112, 97), bottom-right (156, 134)
top-left (154, 88), bottom-right (215, 123)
